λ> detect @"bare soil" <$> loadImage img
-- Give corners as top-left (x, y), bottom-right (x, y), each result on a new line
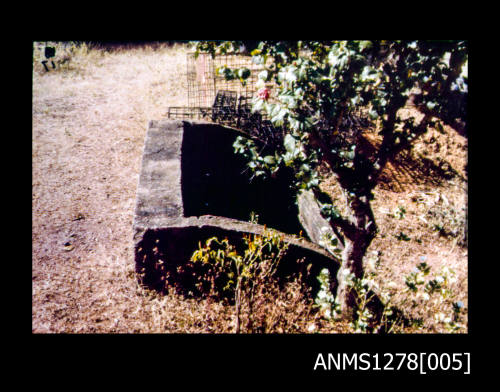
top-left (320, 111), bottom-right (468, 330)
top-left (32, 42), bottom-right (467, 333)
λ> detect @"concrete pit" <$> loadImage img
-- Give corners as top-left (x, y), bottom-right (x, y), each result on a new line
top-left (133, 120), bottom-right (339, 296)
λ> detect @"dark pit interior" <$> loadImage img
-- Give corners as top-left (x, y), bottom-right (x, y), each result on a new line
top-left (181, 123), bottom-right (305, 237)
top-left (136, 227), bottom-right (338, 300)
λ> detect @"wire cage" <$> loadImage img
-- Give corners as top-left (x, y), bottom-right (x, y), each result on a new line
top-left (167, 52), bottom-right (275, 131)
top-left (188, 53), bottom-right (264, 108)
top-left (167, 51), bottom-right (373, 145)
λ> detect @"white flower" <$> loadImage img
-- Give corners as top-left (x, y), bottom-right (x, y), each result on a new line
top-left (307, 324), bottom-right (316, 332)
top-left (422, 293), bottom-right (430, 301)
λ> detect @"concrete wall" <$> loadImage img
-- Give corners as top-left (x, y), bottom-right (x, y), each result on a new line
top-left (133, 120), bottom-right (339, 296)
top-left (297, 189), bottom-right (337, 249)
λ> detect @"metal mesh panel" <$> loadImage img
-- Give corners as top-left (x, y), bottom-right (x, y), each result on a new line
top-left (167, 106), bottom-right (213, 121)
top-left (168, 52), bottom-right (276, 129)
top-left (168, 51), bottom-right (373, 146)
top-left (186, 53), bottom-right (269, 108)
top-left (167, 51), bottom-right (373, 158)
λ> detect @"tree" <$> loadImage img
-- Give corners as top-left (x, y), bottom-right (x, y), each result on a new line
top-left (194, 40), bottom-right (467, 320)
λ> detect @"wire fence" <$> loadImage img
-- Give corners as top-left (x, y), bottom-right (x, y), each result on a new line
top-left (167, 51), bottom-right (372, 147)
top-left (167, 52), bottom-right (276, 129)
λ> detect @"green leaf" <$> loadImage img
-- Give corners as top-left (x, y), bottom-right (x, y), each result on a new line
top-left (258, 70), bottom-right (269, 81)
top-left (283, 152), bottom-right (294, 166)
top-left (289, 117), bottom-right (299, 131)
top-left (263, 155), bottom-right (276, 165)
top-left (238, 67), bottom-right (251, 80)
top-left (359, 40), bottom-right (373, 52)
top-left (252, 98), bottom-right (264, 113)
top-left (426, 101), bottom-right (437, 110)
top-left (272, 108), bottom-right (287, 126)
top-left (298, 66), bottom-right (307, 80)
top-left (284, 134), bottom-right (296, 153)
top-left (300, 163), bottom-right (311, 172)
top-left (267, 103), bottom-right (279, 117)
top-left (369, 109), bottom-right (379, 120)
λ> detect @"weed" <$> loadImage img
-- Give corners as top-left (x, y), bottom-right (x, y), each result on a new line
top-left (393, 205), bottom-right (406, 219)
top-left (315, 268), bottom-right (341, 320)
top-left (191, 226), bottom-right (292, 333)
top-left (395, 232), bottom-right (411, 241)
top-left (314, 255), bottom-right (466, 333)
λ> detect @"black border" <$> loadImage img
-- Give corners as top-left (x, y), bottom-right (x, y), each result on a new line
top-left (30, 38), bottom-right (478, 381)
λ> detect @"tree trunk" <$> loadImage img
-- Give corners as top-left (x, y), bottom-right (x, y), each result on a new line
top-left (330, 193), bottom-right (378, 321)
top-left (335, 228), bottom-right (375, 320)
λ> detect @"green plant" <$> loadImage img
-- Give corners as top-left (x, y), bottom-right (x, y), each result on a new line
top-left (428, 204), bottom-right (467, 246)
top-left (339, 270), bottom-right (380, 332)
top-left (394, 205), bottom-right (406, 219)
top-left (318, 226), bottom-right (342, 256)
top-left (190, 226), bottom-right (289, 333)
top-left (402, 262), bottom-right (465, 332)
top-left (381, 261), bottom-right (465, 332)
top-left (315, 268), bottom-right (341, 320)
top-left (313, 256), bottom-right (466, 333)
top-left (395, 232), bottom-right (411, 241)
top-left (194, 40), bottom-right (467, 321)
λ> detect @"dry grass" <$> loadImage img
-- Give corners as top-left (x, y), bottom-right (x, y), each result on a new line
top-left (320, 108), bottom-right (468, 332)
top-left (32, 42), bottom-right (194, 333)
top-left (32, 42), bottom-right (467, 333)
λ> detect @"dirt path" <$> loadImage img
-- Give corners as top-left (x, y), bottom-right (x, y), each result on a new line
top-left (32, 44), bottom-right (190, 332)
